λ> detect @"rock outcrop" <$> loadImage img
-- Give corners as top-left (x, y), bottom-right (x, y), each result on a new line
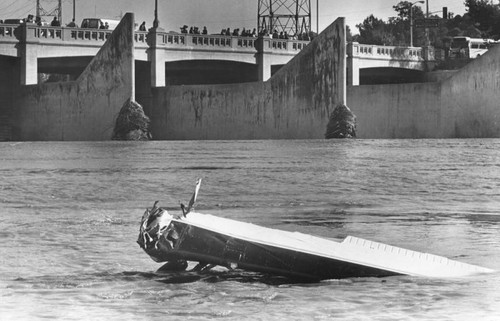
top-left (112, 99), bottom-right (152, 140)
top-left (325, 104), bottom-right (356, 139)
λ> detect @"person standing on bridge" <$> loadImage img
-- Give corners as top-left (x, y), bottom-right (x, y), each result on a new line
top-left (67, 19), bottom-right (77, 28)
top-left (50, 17), bottom-right (60, 27)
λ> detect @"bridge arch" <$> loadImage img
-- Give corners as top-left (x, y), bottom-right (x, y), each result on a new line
top-left (164, 59), bottom-right (259, 85)
top-left (358, 67), bottom-right (425, 85)
top-left (347, 42), bottom-right (435, 86)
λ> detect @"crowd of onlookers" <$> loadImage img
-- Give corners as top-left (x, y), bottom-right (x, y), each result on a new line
top-left (0, 17), bottom-right (314, 41)
top-left (178, 25), bottom-right (312, 40)
top-left (220, 27), bottom-right (257, 37)
top-left (263, 29), bottom-right (313, 40)
top-left (180, 25), bottom-right (209, 35)
top-left (180, 25), bottom-right (258, 37)
top-left (0, 14), bottom-right (72, 27)
top-left (0, 14), bottom-right (118, 29)
top-left (26, 14), bottom-right (62, 27)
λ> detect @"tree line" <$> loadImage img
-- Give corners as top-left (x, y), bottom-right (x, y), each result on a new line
top-left (349, 0), bottom-right (500, 48)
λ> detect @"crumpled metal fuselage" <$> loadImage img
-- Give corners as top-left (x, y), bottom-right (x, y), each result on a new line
top-left (137, 206), bottom-right (399, 281)
top-left (137, 204), bottom-right (495, 280)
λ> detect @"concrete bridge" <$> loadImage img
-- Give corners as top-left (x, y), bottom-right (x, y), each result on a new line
top-left (0, 23), bottom-right (309, 85)
top-left (347, 42), bottom-right (436, 86)
top-left (0, 23), bottom-right (435, 86)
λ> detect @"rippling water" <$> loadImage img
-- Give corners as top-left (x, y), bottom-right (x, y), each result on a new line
top-left (1, 140), bottom-right (499, 320)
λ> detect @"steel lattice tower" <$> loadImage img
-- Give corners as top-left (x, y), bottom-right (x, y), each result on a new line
top-left (36, 0), bottom-right (62, 23)
top-left (258, 0), bottom-right (311, 37)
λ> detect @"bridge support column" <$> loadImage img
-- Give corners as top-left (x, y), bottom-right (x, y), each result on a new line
top-left (347, 42), bottom-right (359, 86)
top-left (256, 37), bottom-right (272, 82)
top-left (19, 25), bottom-right (39, 85)
top-left (147, 27), bottom-right (166, 87)
top-left (423, 46), bottom-right (436, 71)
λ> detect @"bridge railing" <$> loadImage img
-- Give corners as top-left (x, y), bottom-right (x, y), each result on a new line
top-left (1, 23), bottom-right (310, 55)
top-left (267, 38), bottom-right (309, 52)
top-left (138, 31), bottom-right (309, 54)
top-left (153, 33), bottom-right (258, 52)
top-left (19, 24), bottom-right (114, 43)
top-left (134, 31), bottom-right (148, 44)
top-left (0, 24), bottom-right (18, 39)
top-left (348, 42), bottom-right (424, 61)
top-left (70, 29), bottom-right (113, 41)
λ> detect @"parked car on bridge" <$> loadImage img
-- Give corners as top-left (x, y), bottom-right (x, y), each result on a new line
top-left (80, 18), bottom-right (120, 30)
top-left (2, 19), bottom-right (25, 25)
top-left (1, 18), bottom-right (49, 26)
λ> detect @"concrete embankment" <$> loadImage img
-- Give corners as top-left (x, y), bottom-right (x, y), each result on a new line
top-left (9, 13), bottom-right (135, 141)
top-left (0, 56), bottom-right (17, 141)
top-left (4, 13), bottom-right (500, 140)
top-left (148, 18), bottom-right (346, 140)
top-left (348, 43), bottom-right (500, 139)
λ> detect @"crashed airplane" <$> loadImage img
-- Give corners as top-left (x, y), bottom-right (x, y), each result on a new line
top-left (137, 179), bottom-right (494, 281)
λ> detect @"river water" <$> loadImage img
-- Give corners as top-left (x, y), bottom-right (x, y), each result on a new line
top-left (0, 140), bottom-right (499, 320)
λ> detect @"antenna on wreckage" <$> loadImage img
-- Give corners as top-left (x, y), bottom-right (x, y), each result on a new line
top-left (181, 178), bottom-right (202, 217)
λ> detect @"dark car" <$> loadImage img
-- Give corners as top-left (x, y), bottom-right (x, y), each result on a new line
top-left (2, 19), bottom-right (25, 25)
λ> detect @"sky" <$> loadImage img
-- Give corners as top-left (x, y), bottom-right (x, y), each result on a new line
top-left (0, 0), bottom-right (467, 33)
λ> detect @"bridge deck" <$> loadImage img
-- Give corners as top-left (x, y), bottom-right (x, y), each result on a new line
top-left (0, 24), bottom-right (309, 63)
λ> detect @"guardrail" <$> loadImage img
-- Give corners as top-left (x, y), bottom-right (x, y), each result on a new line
top-left (0, 23), bottom-right (309, 53)
top-left (0, 23), bottom-right (116, 42)
top-left (348, 42), bottom-right (424, 60)
top-left (266, 38), bottom-right (309, 52)
top-left (132, 31), bottom-right (309, 54)
top-left (134, 31), bottom-right (147, 44)
top-left (0, 24), bottom-right (18, 39)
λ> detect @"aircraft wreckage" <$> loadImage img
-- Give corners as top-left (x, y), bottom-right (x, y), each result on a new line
top-left (137, 179), bottom-right (494, 281)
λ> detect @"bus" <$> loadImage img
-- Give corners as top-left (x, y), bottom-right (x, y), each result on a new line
top-left (449, 36), bottom-right (499, 59)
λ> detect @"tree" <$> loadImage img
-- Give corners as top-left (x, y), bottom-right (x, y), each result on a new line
top-left (352, 0), bottom-right (500, 47)
top-left (464, 0), bottom-right (500, 38)
top-left (393, 1), bottom-right (425, 20)
top-left (355, 15), bottom-right (389, 45)
top-left (354, 2), bottom-right (426, 46)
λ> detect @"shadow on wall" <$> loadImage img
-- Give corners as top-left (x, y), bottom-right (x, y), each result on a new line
top-left (165, 60), bottom-right (259, 85)
top-left (360, 67), bottom-right (426, 85)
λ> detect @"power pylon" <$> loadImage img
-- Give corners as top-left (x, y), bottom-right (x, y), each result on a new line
top-left (36, 0), bottom-right (62, 23)
top-left (258, 0), bottom-right (311, 37)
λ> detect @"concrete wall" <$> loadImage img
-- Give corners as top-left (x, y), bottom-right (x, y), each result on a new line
top-left (348, 42), bottom-right (500, 138)
top-left (149, 18), bottom-right (346, 140)
top-left (441, 47), bottom-right (500, 138)
top-left (11, 13), bottom-right (135, 141)
top-left (0, 56), bottom-right (17, 140)
top-left (347, 83), bottom-right (443, 138)
top-left (165, 60), bottom-right (259, 85)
